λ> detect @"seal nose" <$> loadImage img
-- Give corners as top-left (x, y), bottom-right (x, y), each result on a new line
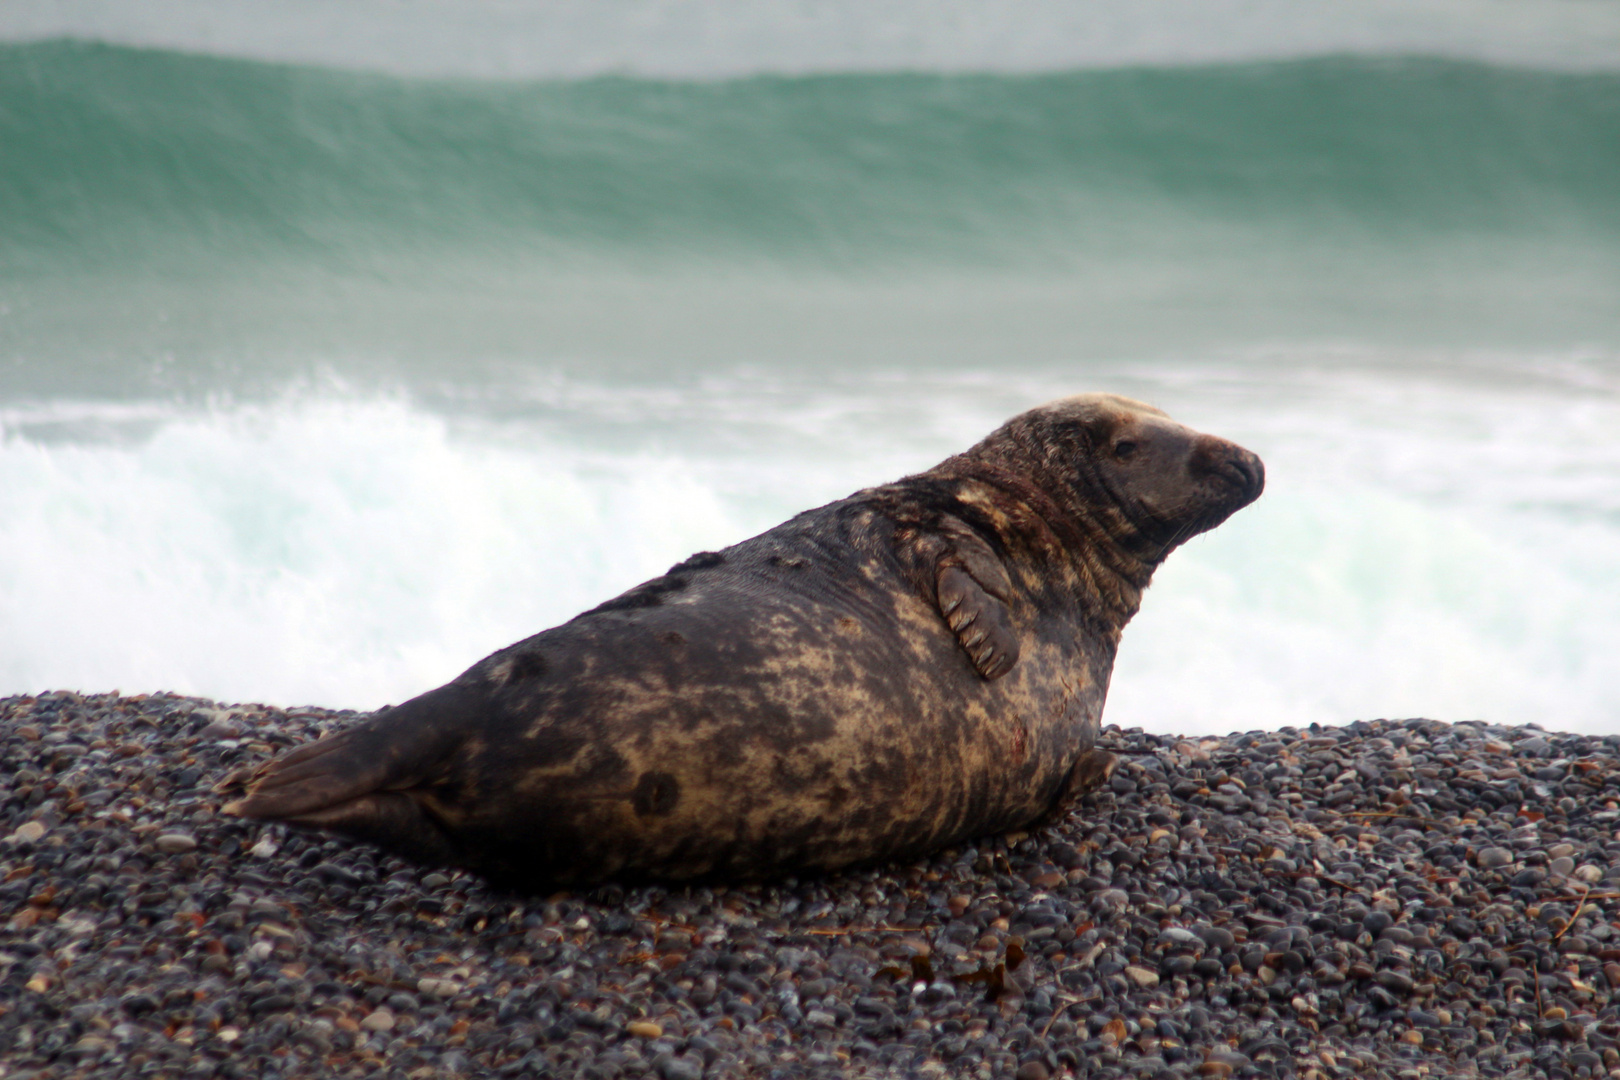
top-left (1191, 436), bottom-right (1265, 504)
top-left (1230, 448), bottom-right (1265, 503)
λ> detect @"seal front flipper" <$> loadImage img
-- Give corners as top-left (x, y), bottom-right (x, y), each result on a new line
top-left (221, 682), bottom-right (478, 866)
top-left (902, 518), bottom-right (1020, 680)
top-left (935, 564), bottom-right (1020, 680)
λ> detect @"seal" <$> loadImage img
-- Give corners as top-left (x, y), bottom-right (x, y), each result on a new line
top-left (224, 394), bottom-right (1263, 889)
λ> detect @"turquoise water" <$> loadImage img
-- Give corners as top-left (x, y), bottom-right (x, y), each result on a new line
top-left (4, 43), bottom-right (1619, 390)
top-left (1, 30), bottom-right (1617, 734)
top-left (7, 43), bottom-right (1617, 266)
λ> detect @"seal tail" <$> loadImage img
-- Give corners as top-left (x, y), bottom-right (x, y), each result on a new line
top-left (220, 681), bottom-right (480, 866)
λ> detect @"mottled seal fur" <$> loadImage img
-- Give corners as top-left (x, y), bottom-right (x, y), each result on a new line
top-left (224, 394), bottom-right (1263, 889)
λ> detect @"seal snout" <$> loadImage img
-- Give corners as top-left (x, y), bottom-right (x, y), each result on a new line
top-left (1191, 436), bottom-right (1265, 506)
top-left (1226, 446), bottom-right (1265, 503)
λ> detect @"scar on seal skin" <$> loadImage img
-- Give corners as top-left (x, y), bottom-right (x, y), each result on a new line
top-left (224, 394), bottom-right (1264, 891)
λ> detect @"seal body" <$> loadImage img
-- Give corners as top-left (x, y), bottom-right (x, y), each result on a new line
top-left (226, 394), bottom-right (1263, 889)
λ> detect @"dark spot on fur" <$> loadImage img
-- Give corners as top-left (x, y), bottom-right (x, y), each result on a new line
top-left (668, 551), bottom-right (725, 573)
top-left (662, 631), bottom-right (686, 646)
top-left (767, 554), bottom-right (809, 569)
top-left (504, 650), bottom-right (546, 683)
top-left (582, 575), bottom-right (689, 615)
top-left (632, 771), bottom-right (681, 817)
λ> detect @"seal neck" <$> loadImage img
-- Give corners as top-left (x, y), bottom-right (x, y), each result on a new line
top-left (931, 455), bottom-right (1151, 626)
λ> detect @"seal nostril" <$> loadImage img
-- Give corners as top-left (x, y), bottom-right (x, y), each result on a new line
top-left (1220, 453), bottom-right (1264, 497)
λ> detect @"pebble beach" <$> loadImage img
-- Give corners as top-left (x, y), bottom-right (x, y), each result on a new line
top-left (3, 692), bottom-right (1619, 1080)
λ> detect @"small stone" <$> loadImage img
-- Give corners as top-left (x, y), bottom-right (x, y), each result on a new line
top-left (6, 821), bottom-right (46, 844)
top-left (418, 977), bottom-right (460, 997)
top-left (360, 1008), bottom-right (395, 1032)
top-left (658, 1057), bottom-right (703, 1080)
top-left (1362, 910), bottom-right (1394, 933)
top-left (1549, 856), bottom-right (1575, 877)
top-left (1015, 1063), bottom-right (1051, 1080)
top-left (627, 1021), bottom-right (663, 1039)
top-left (154, 832), bottom-right (197, 854)
top-left (1096, 888), bottom-right (1129, 910)
top-left (386, 992), bottom-right (420, 1014)
top-left (1576, 864), bottom-right (1604, 883)
top-left (1477, 847), bottom-right (1514, 869)
top-left (249, 836), bottom-right (278, 858)
top-left (1376, 970), bottom-right (1414, 994)
top-left (1400, 1029), bottom-right (1424, 1045)
top-left (1125, 965), bottom-right (1161, 988)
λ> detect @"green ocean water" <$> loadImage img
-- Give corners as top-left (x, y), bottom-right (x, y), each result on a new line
top-left (4, 42), bottom-right (1616, 261)
top-left (2, 42), bottom-right (1619, 398)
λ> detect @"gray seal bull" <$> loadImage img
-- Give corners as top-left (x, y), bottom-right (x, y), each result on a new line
top-left (225, 394), bottom-right (1263, 890)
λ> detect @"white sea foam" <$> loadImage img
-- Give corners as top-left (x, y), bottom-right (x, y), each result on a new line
top-left (0, 397), bottom-right (748, 708)
top-left (2, 354), bottom-right (1616, 735)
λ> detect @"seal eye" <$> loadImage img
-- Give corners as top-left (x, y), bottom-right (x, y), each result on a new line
top-left (1113, 440), bottom-right (1139, 462)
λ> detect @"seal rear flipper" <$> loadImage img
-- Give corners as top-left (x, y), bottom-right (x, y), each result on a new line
top-left (936, 565), bottom-right (1020, 680)
top-left (221, 681), bottom-right (478, 827)
top-left (283, 791), bottom-right (461, 867)
top-left (220, 728), bottom-right (377, 819)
